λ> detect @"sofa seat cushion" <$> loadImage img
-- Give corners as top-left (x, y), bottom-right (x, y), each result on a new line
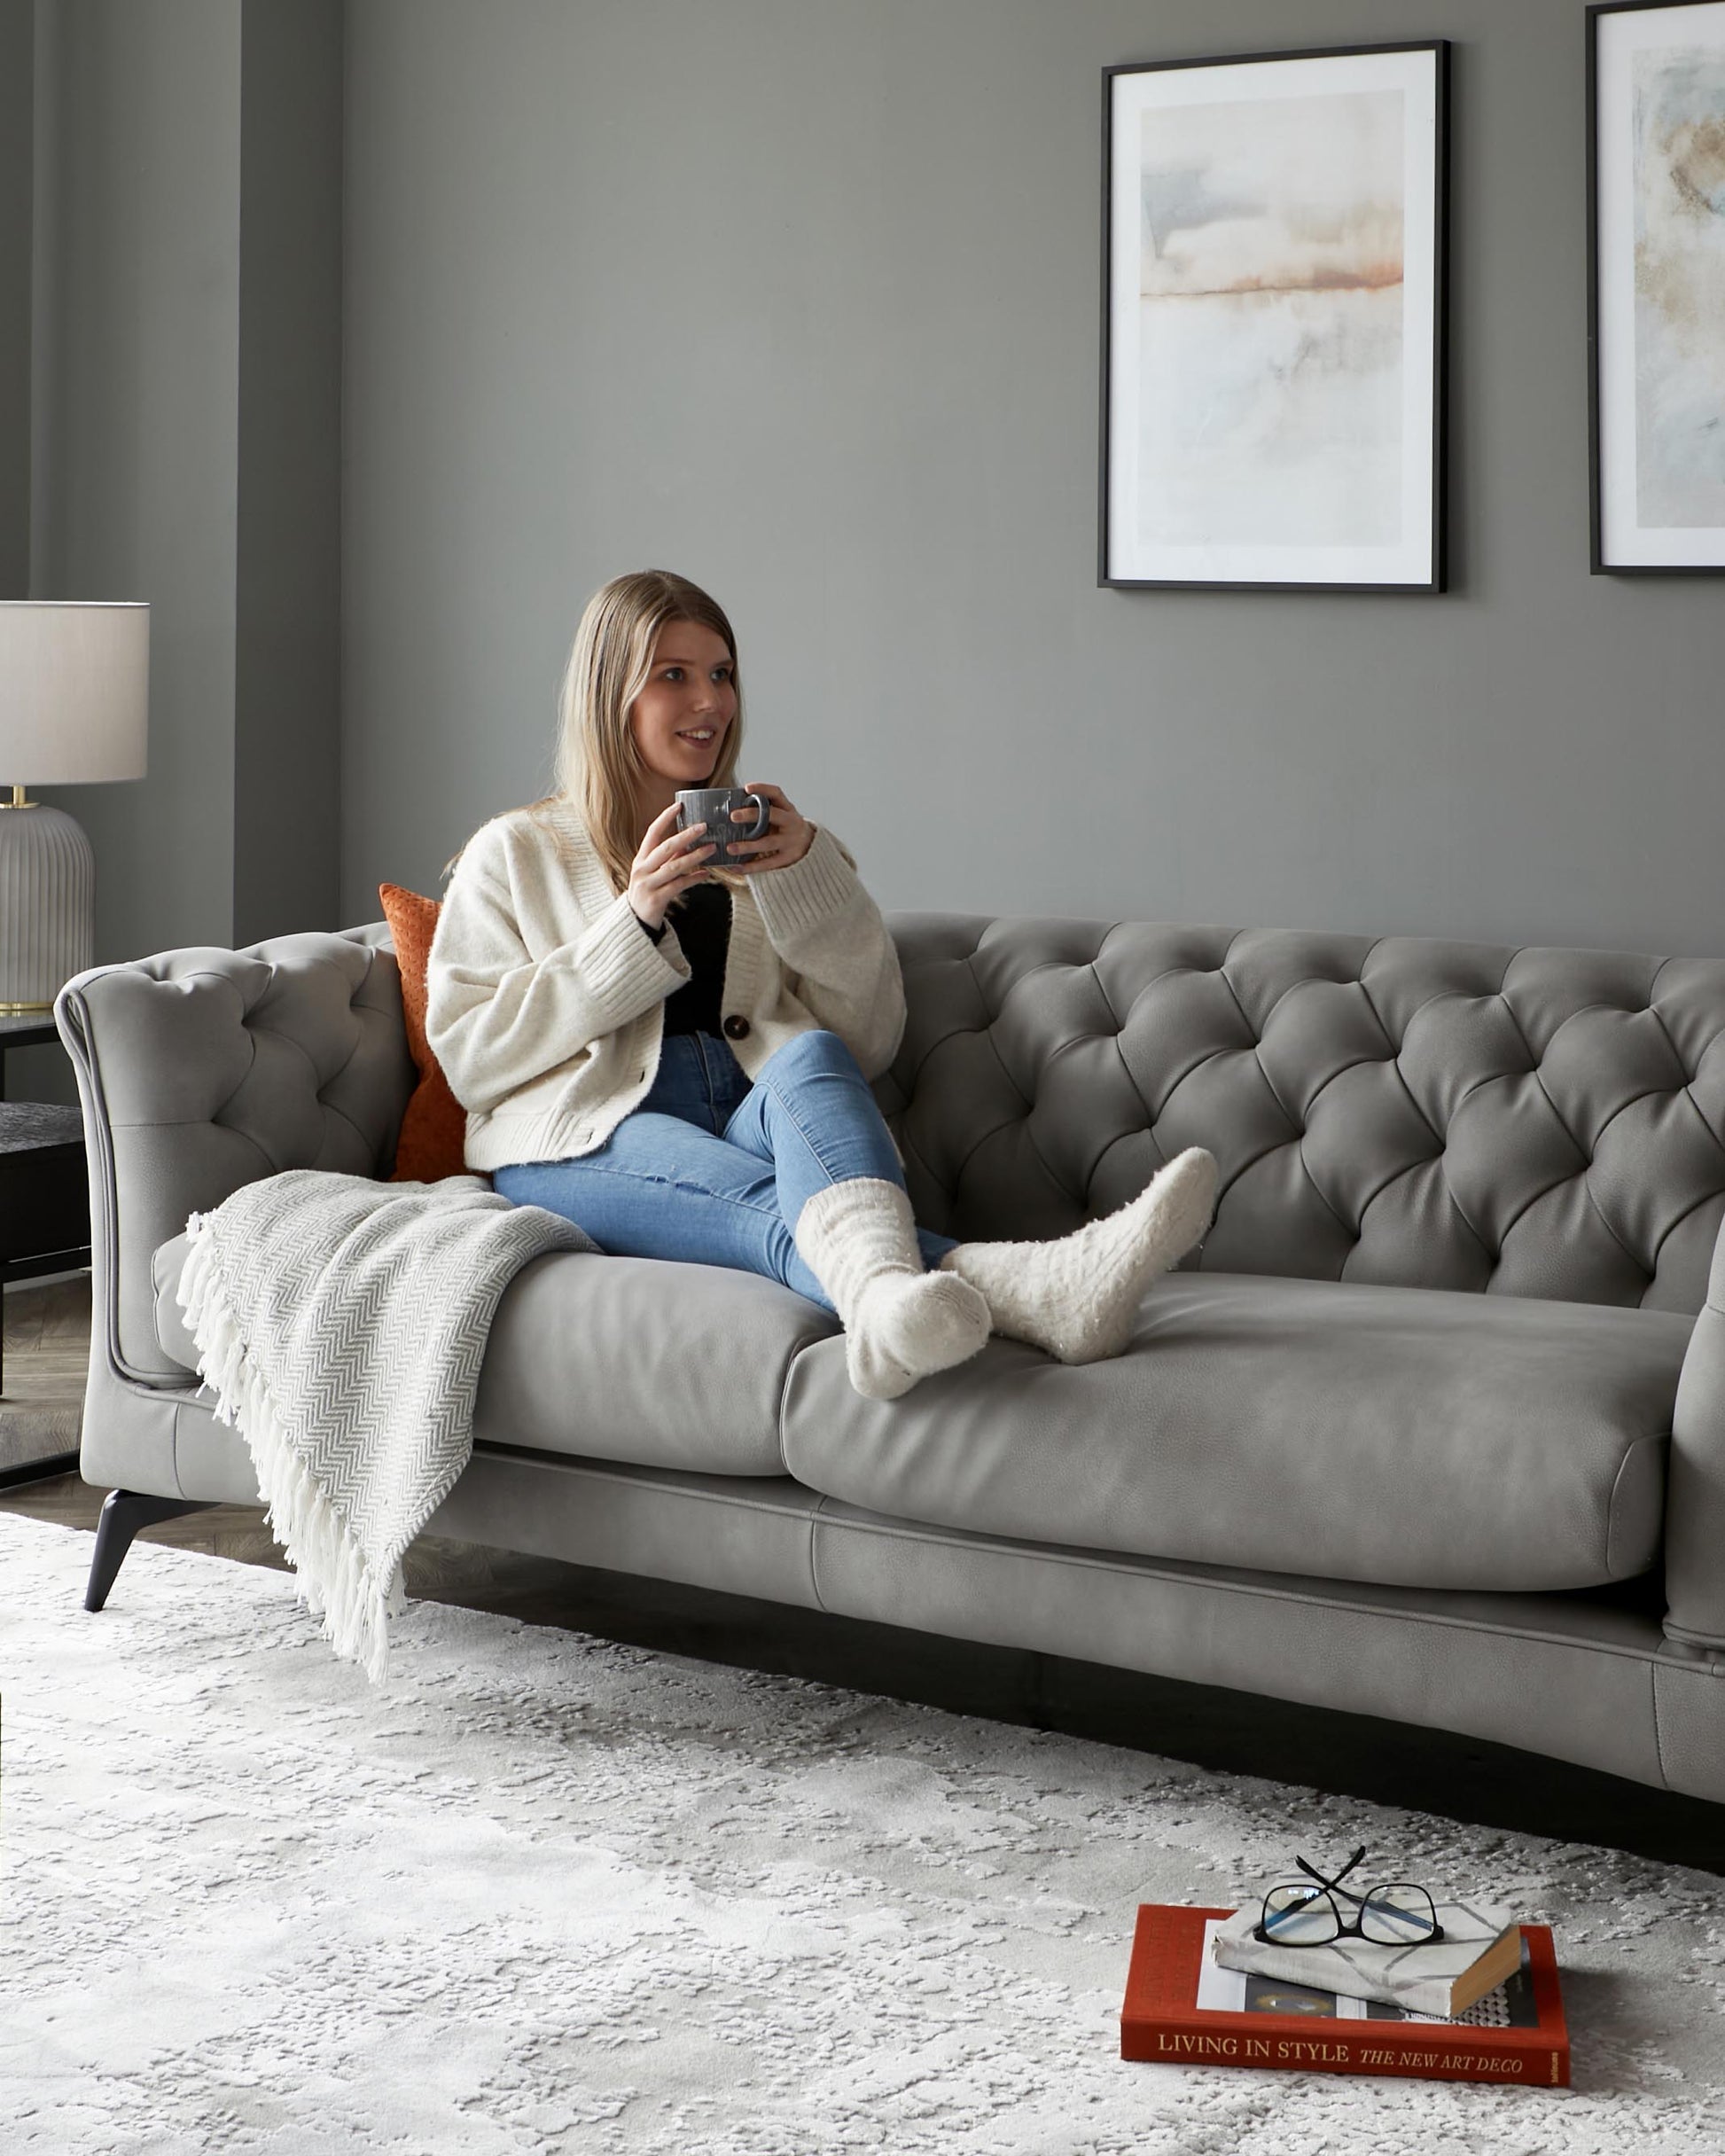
top-left (780, 1272), bottom-right (1692, 1593)
top-left (151, 1232), bottom-right (838, 1477)
top-left (152, 1232), bottom-right (206, 1376)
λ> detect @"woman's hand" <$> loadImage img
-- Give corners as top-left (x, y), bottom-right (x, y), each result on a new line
top-left (627, 801), bottom-right (717, 931)
top-left (726, 783), bottom-right (816, 875)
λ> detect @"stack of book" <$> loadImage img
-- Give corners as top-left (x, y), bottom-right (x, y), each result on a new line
top-left (1120, 1899), bottom-right (1570, 2086)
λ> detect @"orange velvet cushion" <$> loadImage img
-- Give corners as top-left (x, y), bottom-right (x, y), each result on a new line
top-left (379, 883), bottom-right (470, 1183)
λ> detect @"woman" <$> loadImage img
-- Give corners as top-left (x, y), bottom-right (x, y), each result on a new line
top-left (425, 569), bottom-right (1215, 1401)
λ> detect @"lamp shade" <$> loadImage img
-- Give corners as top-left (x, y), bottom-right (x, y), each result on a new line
top-left (0, 601), bottom-right (149, 785)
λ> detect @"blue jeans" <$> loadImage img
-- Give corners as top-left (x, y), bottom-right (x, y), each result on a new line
top-left (491, 1029), bottom-right (956, 1313)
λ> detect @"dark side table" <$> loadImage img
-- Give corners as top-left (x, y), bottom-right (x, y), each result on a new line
top-left (0, 1015), bottom-right (92, 1410)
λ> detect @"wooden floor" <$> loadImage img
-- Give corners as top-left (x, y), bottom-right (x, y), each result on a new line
top-left (0, 1276), bottom-right (92, 1477)
top-left (4, 1281), bottom-right (1723, 1873)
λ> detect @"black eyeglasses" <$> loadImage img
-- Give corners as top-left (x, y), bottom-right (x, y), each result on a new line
top-left (1253, 1847), bottom-right (1445, 1949)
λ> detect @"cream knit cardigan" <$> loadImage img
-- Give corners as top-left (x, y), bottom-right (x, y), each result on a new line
top-left (424, 795), bottom-right (907, 1172)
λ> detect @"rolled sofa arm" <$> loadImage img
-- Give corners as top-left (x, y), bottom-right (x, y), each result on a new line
top-left (1666, 1212), bottom-right (1725, 1654)
top-left (55, 926), bottom-right (416, 1392)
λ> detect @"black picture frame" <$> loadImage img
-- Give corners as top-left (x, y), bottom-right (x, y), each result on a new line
top-left (1588, 0), bottom-right (1725, 575)
top-left (1099, 41), bottom-right (1449, 595)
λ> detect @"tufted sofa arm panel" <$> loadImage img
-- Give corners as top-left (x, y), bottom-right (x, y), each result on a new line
top-left (884, 913), bottom-right (1725, 1316)
top-left (1667, 1215), bottom-right (1725, 1652)
top-left (56, 926), bottom-right (416, 1385)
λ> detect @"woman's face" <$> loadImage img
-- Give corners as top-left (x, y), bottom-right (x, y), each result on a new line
top-left (628, 619), bottom-right (738, 787)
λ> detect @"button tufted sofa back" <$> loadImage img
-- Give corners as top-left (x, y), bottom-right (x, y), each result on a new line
top-left (58, 927), bottom-right (417, 1383)
top-left (878, 916), bottom-right (1725, 1316)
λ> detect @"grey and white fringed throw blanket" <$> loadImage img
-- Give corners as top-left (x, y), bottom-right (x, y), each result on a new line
top-left (177, 1169), bottom-right (594, 1682)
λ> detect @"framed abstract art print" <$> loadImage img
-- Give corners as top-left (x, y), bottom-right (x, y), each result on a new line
top-left (1100, 42), bottom-right (1448, 592)
top-left (1589, 1), bottom-right (1725, 573)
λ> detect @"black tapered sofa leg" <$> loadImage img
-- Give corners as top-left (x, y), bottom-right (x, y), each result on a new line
top-left (85, 1490), bottom-right (218, 1613)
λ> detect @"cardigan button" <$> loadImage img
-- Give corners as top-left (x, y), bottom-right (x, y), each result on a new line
top-left (722, 1013), bottom-right (751, 1042)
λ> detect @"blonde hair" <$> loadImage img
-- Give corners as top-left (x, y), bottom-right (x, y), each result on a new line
top-left (558, 569), bottom-right (745, 894)
top-left (444, 569), bottom-right (744, 889)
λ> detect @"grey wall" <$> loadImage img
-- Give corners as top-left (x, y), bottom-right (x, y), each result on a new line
top-left (30, 0), bottom-right (243, 965)
top-left (233, 0), bottom-right (343, 946)
top-left (342, 0), bottom-right (1725, 958)
top-left (0, 1), bottom-right (30, 598)
top-left (29, 0), bottom-right (342, 970)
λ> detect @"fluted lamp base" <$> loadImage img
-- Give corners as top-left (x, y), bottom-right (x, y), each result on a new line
top-left (0, 794), bottom-right (94, 1013)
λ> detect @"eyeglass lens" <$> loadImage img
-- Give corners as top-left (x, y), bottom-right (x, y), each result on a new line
top-left (1359, 1884), bottom-right (1440, 1943)
top-left (1261, 1885), bottom-right (1339, 1943)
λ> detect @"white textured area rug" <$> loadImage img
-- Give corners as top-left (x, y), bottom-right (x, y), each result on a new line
top-left (3, 1513), bottom-right (1724, 2156)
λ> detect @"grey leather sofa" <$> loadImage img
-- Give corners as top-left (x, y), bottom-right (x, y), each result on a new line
top-left (55, 913), bottom-right (1725, 1805)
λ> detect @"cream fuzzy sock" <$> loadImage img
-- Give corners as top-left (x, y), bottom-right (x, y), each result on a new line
top-left (938, 1146), bottom-right (1218, 1364)
top-left (794, 1177), bottom-right (991, 1401)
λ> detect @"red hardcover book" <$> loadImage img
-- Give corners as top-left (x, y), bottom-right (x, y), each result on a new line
top-left (1121, 1905), bottom-right (1571, 2088)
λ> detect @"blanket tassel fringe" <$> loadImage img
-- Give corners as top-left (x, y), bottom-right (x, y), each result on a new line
top-left (178, 1214), bottom-right (408, 1683)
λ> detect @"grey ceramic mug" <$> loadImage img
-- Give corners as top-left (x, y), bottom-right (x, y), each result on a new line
top-left (675, 787), bottom-right (770, 869)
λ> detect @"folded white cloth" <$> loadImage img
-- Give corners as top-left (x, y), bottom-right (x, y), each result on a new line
top-left (177, 1168), bottom-right (592, 1681)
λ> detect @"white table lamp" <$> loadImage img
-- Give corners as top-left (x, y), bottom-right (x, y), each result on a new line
top-left (0, 602), bottom-right (149, 1012)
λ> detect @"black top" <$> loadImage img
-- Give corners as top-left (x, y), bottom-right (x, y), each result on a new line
top-left (641, 882), bottom-right (733, 1038)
